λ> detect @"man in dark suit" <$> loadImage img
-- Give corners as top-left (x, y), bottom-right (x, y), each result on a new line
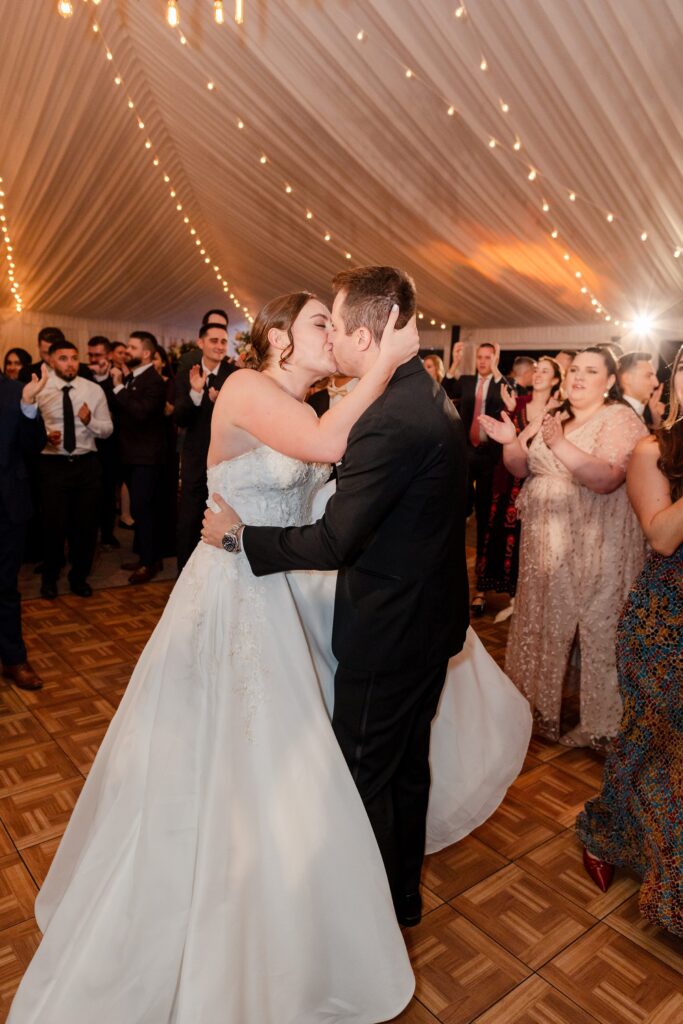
top-left (0, 366), bottom-right (47, 690)
top-left (87, 336), bottom-right (120, 548)
top-left (202, 266), bottom-right (469, 927)
top-left (444, 340), bottom-right (511, 615)
top-left (30, 326), bottom-right (93, 381)
top-left (174, 323), bottom-right (236, 571)
top-left (111, 331), bottom-right (168, 584)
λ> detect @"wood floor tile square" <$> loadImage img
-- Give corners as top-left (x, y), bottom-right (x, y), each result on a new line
top-left (0, 855), bottom-right (37, 932)
top-left (527, 736), bottom-right (567, 762)
top-left (551, 748), bottom-right (606, 790)
top-left (507, 764), bottom-right (597, 828)
top-left (423, 836), bottom-right (508, 901)
top-left (0, 825), bottom-right (13, 858)
top-left (30, 696), bottom-right (115, 736)
top-left (517, 831), bottom-right (640, 918)
top-left (51, 638), bottom-right (135, 673)
top-left (389, 997), bottom-right (441, 1022)
top-left (0, 779), bottom-right (84, 849)
top-left (54, 725), bottom-right (108, 774)
top-left (404, 904), bottom-right (530, 1024)
top-left (606, 895), bottom-right (683, 976)
top-left (473, 975), bottom-right (599, 1023)
top-left (0, 919), bottom-right (41, 1020)
top-left (0, 743), bottom-right (81, 800)
top-left (83, 661), bottom-right (135, 695)
top-left (519, 753), bottom-right (542, 774)
top-left (18, 838), bottom-right (60, 889)
top-left (0, 714), bottom-right (51, 753)
top-left (540, 923), bottom-right (683, 1024)
top-left (452, 863), bottom-right (596, 969)
top-left (420, 883), bottom-right (445, 914)
top-left (0, 690), bottom-right (25, 721)
top-left (471, 796), bottom-right (564, 860)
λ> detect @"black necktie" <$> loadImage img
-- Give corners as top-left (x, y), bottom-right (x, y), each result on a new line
top-left (62, 385), bottom-right (76, 453)
top-left (206, 372), bottom-right (217, 392)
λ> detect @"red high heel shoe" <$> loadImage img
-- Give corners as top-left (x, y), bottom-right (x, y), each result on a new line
top-left (583, 847), bottom-right (614, 893)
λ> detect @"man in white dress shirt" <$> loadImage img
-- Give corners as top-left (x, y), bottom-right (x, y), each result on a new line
top-left (36, 340), bottom-right (113, 599)
top-left (617, 351), bottom-right (662, 428)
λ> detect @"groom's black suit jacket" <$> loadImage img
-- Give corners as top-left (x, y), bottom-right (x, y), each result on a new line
top-left (244, 357), bottom-right (469, 672)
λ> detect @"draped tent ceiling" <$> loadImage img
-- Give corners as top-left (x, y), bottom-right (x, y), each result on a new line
top-left (1, 0), bottom-right (682, 347)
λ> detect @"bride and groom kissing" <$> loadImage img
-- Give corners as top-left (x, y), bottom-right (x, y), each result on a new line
top-left (9, 266), bottom-right (531, 1024)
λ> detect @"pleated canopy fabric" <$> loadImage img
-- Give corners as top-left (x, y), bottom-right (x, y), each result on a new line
top-left (0, 0), bottom-right (682, 344)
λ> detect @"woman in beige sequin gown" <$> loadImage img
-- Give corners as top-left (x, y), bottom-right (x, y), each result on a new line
top-left (481, 347), bottom-right (648, 746)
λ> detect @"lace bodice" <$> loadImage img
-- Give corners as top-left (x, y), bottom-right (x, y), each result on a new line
top-left (206, 445), bottom-right (331, 527)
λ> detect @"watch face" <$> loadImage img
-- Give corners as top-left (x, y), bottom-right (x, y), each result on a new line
top-left (222, 533), bottom-right (238, 553)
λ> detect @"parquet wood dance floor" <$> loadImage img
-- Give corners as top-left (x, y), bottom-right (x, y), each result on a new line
top-left (1, 580), bottom-right (682, 1023)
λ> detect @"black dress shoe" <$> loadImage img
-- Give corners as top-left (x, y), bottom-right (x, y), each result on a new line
top-left (40, 582), bottom-right (57, 600)
top-left (69, 581), bottom-right (93, 598)
top-left (395, 891), bottom-right (422, 928)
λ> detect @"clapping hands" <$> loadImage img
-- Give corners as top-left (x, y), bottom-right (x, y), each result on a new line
top-left (541, 412), bottom-right (564, 449)
top-left (479, 411), bottom-right (517, 445)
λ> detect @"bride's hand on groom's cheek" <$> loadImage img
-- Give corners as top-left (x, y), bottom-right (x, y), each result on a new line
top-left (202, 494), bottom-right (240, 548)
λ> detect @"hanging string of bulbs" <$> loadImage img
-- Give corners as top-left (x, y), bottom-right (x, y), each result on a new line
top-left (58, 1), bottom-right (244, 27)
top-left (164, 16), bottom-right (450, 330)
top-left (0, 176), bottom-right (23, 314)
top-left (73, 7), bottom-right (254, 322)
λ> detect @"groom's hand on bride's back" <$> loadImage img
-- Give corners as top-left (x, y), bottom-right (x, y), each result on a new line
top-left (202, 494), bottom-right (240, 548)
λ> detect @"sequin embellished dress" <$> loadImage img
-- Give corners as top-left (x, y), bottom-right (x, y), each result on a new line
top-left (8, 448), bottom-right (414, 1024)
top-left (505, 404), bottom-right (648, 740)
top-left (576, 542), bottom-right (683, 936)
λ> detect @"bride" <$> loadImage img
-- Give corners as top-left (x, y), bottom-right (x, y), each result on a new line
top-left (9, 292), bottom-right (530, 1024)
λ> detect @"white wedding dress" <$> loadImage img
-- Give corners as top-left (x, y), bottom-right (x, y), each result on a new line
top-left (9, 447), bottom-right (531, 1024)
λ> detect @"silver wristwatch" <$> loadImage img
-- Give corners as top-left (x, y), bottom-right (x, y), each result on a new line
top-left (221, 522), bottom-right (245, 554)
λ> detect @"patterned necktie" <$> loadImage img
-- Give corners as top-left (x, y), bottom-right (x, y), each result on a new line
top-left (62, 385), bottom-right (76, 453)
top-left (469, 377), bottom-right (485, 448)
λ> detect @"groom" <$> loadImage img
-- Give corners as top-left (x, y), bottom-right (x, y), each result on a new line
top-left (203, 266), bottom-right (469, 925)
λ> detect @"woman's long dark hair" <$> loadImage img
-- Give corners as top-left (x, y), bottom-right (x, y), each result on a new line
top-left (656, 344), bottom-right (683, 501)
top-left (555, 346), bottom-right (625, 423)
top-left (3, 346), bottom-right (32, 382)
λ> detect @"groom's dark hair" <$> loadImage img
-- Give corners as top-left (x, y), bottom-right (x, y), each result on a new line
top-left (332, 266), bottom-right (416, 344)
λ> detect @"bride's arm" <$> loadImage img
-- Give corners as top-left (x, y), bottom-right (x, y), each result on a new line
top-left (216, 308), bottom-right (418, 464)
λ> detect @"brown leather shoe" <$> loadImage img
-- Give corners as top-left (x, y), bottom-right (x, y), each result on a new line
top-left (3, 662), bottom-right (43, 691)
top-left (128, 565), bottom-right (159, 585)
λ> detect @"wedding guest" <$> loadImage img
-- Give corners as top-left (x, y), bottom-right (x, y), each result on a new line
top-left (307, 372), bottom-right (358, 416)
top-left (152, 345), bottom-right (178, 560)
top-left (477, 356), bottom-right (563, 620)
top-left (423, 354), bottom-right (445, 384)
top-left (202, 308), bottom-right (229, 327)
top-left (481, 347), bottom-right (649, 746)
top-left (110, 341), bottom-right (127, 371)
top-left (112, 332), bottom-right (168, 584)
top-left (577, 343), bottom-right (683, 935)
top-left (30, 327), bottom-right (93, 381)
top-left (446, 339), bottom-right (510, 616)
top-left (3, 347), bottom-right (32, 382)
top-left (174, 323), bottom-right (235, 571)
top-left (509, 356), bottom-right (536, 395)
top-left (0, 365), bottom-right (47, 690)
top-left (87, 336), bottom-right (120, 549)
top-left (36, 341), bottom-right (113, 599)
top-left (617, 351), bottom-right (663, 428)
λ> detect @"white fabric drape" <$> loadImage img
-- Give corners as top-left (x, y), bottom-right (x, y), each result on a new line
top-left (0, 0), bottom-right (681, 335)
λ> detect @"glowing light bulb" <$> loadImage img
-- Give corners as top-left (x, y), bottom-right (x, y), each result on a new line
top-left (106, 51), bottom-right (113, 61)
top-left (447, 106), bottom-right (455, 116)
top-left (345, 253), bottom-right (352, 260)
top-left (259, 155), bottom-right (267, 164)
top-left (324, 233), bottom-right (331, 242)
top-left (138, 120), bottom-right (145, 129)
top-left (176, 203), bottom-right (182, 211)
top-left (500, 101), bottom-right (509, 113)
top-left (184, 216), bottom-right (189, 224)
top-left (606, 212), bottom-right (614, 222)
top-left (306, 211), bottom-right (313, 220)
top-left (513, 139), bottom-right (521, 151)
top-left (488, 138), bottom-right (496, 149)
top-left (163, 175), bottom-right (170, 183)
top-left (57, 0), bottom-right (74, 17)
top-left (640, 231), bottom-right (648, 241)
top-left (430, 319), bottom-right (436, 326)
top-left (285, 184), bottom-right (292, 194)
top-left (605, 315), bottom-right (611, 321)
top-left (542, 200), bottom-right (550, 212)
top-left (528, 168), bottom-right (536, 181)
top-left (180, 35), bottom-right (187, 45)
top-left (153, 158), bottom-right (160, 166)
top-left (214, 0), bottom-right (225, 24)
top-left (114, 75), bottom-right (122, 85)
top-left (580, 286), bottom-right (588, 294)
top-left (674, 248), bottom-right (681, 258)
top-left (440, 323), bottom-right (447, 330)
top-left (92, 22), bottom-right (99, 32)
top-left (356, 30), bottom-right (365, 41)
top-left (632, 313), bottom-right (654, 335)
top-left (455, 6), bottom-right (465, 17)
top-left (207, 81), bottom-right (215, 91)
top-left (480, 57), bottom-right (487, 71)
top-left (575, 271), bottom-right (582, 278)
top-left (563, 253), bottom-right (570, 261)
top-left (145, 140), bottom-right (152, 149)
top-left (551, 229), bottom-right (558, 238)
top-left (128, 100), bottom-right (134, 109)
top-left (405, 69), bottom-right (414, 78)
top-left (235, 0), bottom-right (244, 25)
top-left (167, 1), bottom-right (179, 28)
top-left (418, 313), bottom-right (424, 320)
top-left (568, 191), bottom-right (576, 202)
top-left (237, 119), bottom-right (244, 129)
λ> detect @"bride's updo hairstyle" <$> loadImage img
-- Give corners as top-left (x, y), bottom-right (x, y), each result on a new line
top-left (248, 291), bottom-right (316, 370)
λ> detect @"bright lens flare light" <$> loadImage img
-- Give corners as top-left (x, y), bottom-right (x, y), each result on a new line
top-left (631, 314), bottom-right (655, 336)
top-left (167, 1), bottom-right (179, 28)
top-left (57, 0), bottom-right (74, 16)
